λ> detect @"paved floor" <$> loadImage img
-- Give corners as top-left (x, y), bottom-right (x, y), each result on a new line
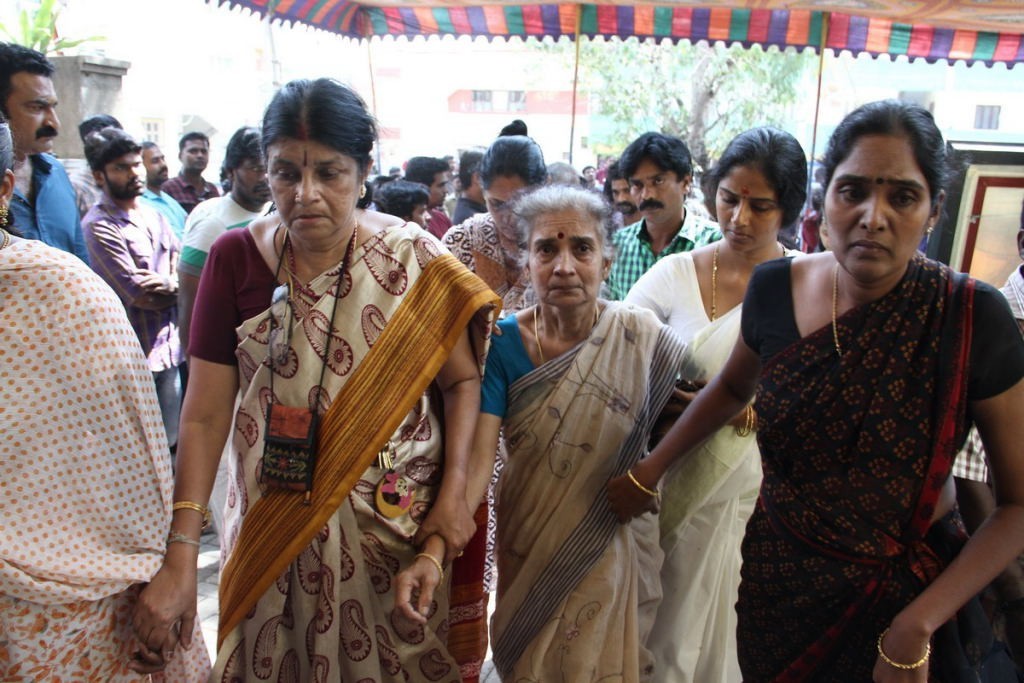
top-left (196, 531), bottom-right (220, 662)
top-left (193, 532), bottom-right (500, 679)
top-left (480, 660), bottom-right (500, 682)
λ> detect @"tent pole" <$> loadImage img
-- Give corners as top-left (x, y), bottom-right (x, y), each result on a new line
top-left (808, 12), bottom-right (830, 203)
top-left (366, 38), bottom-right (383, 174)
top-left (568, 5), bottom-right (583, 165)
top-left (264, 1), bottom-right (282, 89)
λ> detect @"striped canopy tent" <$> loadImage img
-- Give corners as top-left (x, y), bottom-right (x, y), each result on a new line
top-left (212, 1), bottom-right (1024, 66)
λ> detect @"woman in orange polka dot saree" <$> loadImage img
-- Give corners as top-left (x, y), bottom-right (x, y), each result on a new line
top-left (0, 118), bottom-right (210, 682)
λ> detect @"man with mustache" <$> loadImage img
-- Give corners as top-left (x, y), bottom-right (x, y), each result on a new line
top-left (605, 132), bottom-right (720, 299)
top-left (81, 127), bottom-right (183, 456)
top-left (139, 141), bottom-right (188, 239)
top-left (1, 43), bottom-right (89, 262)
top-left (162, 131), bottom-right (220, 215)
top-left (603, 160), bottom-right (638, 228)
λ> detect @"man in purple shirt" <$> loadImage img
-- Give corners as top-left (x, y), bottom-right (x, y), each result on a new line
top-left (161, 130), bottom-right (219, 214)
top-left (81, 126), bottom-right (182, 452)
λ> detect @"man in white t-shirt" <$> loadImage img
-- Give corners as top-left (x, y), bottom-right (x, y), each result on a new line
top-left (178, 126), bottom-right (269, 356)
top-left (177, 126), bottom-right (269, 540)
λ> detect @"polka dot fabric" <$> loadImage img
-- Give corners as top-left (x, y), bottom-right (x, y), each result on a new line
top-left (1, 586), bottom-right (210, 682)
top-left (0, 241), bottom-right (209, 678)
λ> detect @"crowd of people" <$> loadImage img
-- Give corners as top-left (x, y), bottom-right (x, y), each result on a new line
top-left (3, 40), bottom-right (1024, 683)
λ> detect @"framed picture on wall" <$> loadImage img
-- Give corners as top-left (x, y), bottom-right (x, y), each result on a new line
top-left (932, 142), bottom-right (1024, 288)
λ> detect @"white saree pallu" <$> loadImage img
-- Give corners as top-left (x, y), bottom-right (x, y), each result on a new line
top-left (627, 251), bottom-right (765, 683)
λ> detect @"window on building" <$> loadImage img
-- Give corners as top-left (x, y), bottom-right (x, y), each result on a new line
top-left (508, 91), bottom-right (527, 112)
top-left (141, 118), bottom-right (164, 145)
top-left (974, 105), bottom-right (1001, 130)
top-left (472, 90), bottom-right (493, 112)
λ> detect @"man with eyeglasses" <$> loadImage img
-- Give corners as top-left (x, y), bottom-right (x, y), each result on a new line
top-left (178, 126), bottom-right (270, 358)
top-left (605, 132), bottom-right (720, 300)
top-left (176, 126), bottom-right (271, 539)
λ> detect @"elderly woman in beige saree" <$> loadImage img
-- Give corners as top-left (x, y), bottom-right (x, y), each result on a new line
top-left (455, 185), bottom-right (685, 681)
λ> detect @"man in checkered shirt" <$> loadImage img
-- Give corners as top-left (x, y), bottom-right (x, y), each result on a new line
top-left (605, 132), bottom-right (720, 300)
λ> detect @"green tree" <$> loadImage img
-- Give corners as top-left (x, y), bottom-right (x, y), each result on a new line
top-left (0, 0), bottom-right (104, 55)
top-left (543, 38), bottom-right (814, 170)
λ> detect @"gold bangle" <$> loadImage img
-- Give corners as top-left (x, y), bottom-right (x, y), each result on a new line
top-left (735, 404), bottom-right (755, 437)
top-left (877, 628), bottom-right (930, 670)
top-left (167, 531), bottom-right (201, 548)
top-left (414, 552), bottom-right (444, 581)
top-left (172, 501), bottom-right (210, 529)
top-left (626, 469), bottom-right (659, 498)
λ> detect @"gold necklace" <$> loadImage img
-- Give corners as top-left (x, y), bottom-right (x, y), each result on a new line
top-left (533, 305), bottom-right (546, 365)
top-left (710, 245), bottom-right (719, 320)
top-left (711, 242), bottom-right (785, 321)
top-left (0, 227), bottom-right (10, 250)
top-left (831, 263), bottom-right (843, 356)
top-left (533, 304), bottom-right (600, 365)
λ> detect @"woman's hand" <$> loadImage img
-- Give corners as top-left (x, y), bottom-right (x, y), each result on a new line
top-left (727, 404), bottom-right (756, 431)
top-left (127, 635), bottom-right (172, 675)
top-left (414, 493), bottom-right (475, 564)
top-left (871, 659), bottom-right (928, 683)
top-left (606, 459), bottom-right (660, 523)
top-left (129, 547), bottom-right (199, 671)
top-left (871, 623), bottom-right (931, 683)
top-left (394, 536), bottom-right (446, 624)
top-left (429, 327), bottom-right (483, 564)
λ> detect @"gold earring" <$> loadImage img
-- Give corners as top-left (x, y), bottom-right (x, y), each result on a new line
top-left (0, 203), bottom-right (7, 227)
top-left (359, 184), bottom-right (367, 199)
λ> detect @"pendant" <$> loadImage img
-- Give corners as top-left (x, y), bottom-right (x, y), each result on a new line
top-left (374, 441), bottom-right (416, 519)
top-left (375, 470), bottom-right (416, 519)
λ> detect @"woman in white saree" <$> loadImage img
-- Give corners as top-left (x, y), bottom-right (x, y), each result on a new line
top-left (449, 184), bottom-right (686, 681)
top-left (625, 127), bottom-right (808, 682)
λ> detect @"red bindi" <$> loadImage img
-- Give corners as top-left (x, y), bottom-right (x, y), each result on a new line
top-left (740, 187), bottom-right (750, 196)
top-left (557, 232), bottom-right (565, 239)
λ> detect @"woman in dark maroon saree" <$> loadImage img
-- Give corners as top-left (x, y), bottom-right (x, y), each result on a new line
top-left (609, 100), bottom-right (1024, 682)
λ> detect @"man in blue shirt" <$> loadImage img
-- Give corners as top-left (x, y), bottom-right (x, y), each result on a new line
top-left (1, 43), bottom-right (88, 263)
top-left (139, 141), bottom-right (187, 239)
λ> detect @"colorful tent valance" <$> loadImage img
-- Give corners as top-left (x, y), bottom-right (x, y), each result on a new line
top-left (212, 2), bottom-right (1024, 66)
